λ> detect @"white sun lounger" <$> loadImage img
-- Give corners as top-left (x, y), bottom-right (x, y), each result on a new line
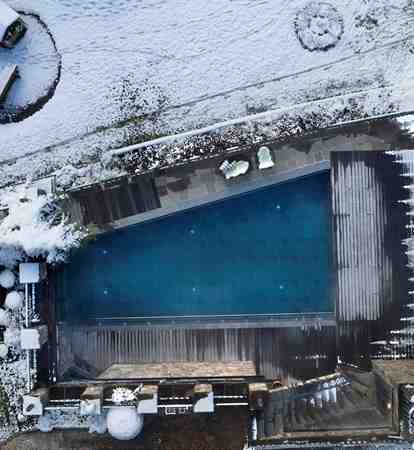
top-left (219, 159), bottom-right (249, 179)
top-left (257, 146), bottom-right (274, 170)
top-left (219, 160), bottom-right (231, 173)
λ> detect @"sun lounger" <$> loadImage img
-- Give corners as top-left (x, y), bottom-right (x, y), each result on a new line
top-left (257, 146), bottom-right (274, 170)
top-left (219, 160), bottom-right (231, 173)
top-left (219, 159), bottom-right (249, 179)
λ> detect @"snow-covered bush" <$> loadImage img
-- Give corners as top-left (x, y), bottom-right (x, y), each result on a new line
top-left (37, 409), bottom-right (90, 432)
top-left (0, 186), bottom-right (87, 267)
top-left (0, 270), bottom-right (15, 289)
top-left (4, 292), bottom-right (23, 311)
top-left (0, 345), bottom-right (8, 360)
top-left (0, 310), bottom-right (10, 328)
top-left (4, 328), bottom-right (20, 348)
top-left (37, 414), bottom-right (54, 433)
top-left (294, 2), bottom-right (344, 51)
top-left (106, 407), bottom-right (143, 440)
top-left (89, 414), bottom-right (107, 434)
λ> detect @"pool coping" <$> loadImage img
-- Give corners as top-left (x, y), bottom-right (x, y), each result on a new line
top-left (58, 312), bottom-right (336, 330)
top-left (111, 159), bottom-right (330, 229)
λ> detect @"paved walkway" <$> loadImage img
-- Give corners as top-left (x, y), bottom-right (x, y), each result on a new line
top-left (111, 132), bottom-right (386, 229)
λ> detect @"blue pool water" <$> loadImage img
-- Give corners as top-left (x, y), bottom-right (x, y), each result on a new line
top-left (57, 172), bottom-right (332, 320)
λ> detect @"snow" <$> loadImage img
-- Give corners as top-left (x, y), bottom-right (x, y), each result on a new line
top-left (0, 1), bottom-right (18, 40)
top-left (4, 290), bottom-right (23, 310)
top-left (0, 185), bottom-right (86, 267)
top-left (397, 114), bottom-right (414, 135)
top-left (294, 2), bottom-right (344, 52)
top-left (20, 328), bottom-right (46, 350)
top-left (0, 344), bottom-right (8, 359)
top-left (80, 399), bottom-right (100, 416)
top-left (112, 87), bottom-right (396, 176)
top-left (88, 414), bottom-right (107, 434)
top-left (1, 0), bottom-right (414, 188)
top-left (0, 269), bottom-right (15, 288)
top-left (19, 262), bottom-right (42, 283)
top-left (37, 409), bottom-right (89, 432)
top-left (106, 407), bottom-right (143, 441)
top-left (0, 309), bottom-right (11, 327)
top-left (0, 356), bottom-right (35, 441)
top-left (0, 266), bottom-right (38, 443)
top-left (0, 64), bottom-right (17, 93)
top-left (257, 146), bottom-right (274, 170)
top-left (37, 409), bottom-right (107, 434)
top-left (111, 387), bottom-right (136, 405)
top-left (220, 160), bottom-right (249, 179)
top-left (0, 13), bottom-right (60, 112)
top-left (4, 326), bottom-right (21, 347)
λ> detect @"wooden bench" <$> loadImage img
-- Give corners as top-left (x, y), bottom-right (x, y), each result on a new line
top-left (0, 64), bottom-right (18, 104)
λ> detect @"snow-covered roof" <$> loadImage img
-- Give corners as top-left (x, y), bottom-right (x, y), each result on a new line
top-left (0, 1), bottom-right (18, 41)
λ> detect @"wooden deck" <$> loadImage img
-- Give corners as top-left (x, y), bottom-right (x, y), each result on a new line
top-left (57, 323), bottom-right (337, 383)
top-left (67, 175), bottom-right (161, 227)
top-left (331, 151), bottom-right (410, 366)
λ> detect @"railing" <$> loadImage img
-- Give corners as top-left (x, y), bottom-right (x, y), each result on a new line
top-left (61, 311), bottom-right (336, 328)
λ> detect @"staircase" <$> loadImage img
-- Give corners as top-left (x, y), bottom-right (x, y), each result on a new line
top-left (259, 369), bottom-right (391, 439)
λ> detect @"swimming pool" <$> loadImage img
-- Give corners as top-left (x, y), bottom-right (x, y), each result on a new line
top-left (56, 172), bottom-right (332, 321)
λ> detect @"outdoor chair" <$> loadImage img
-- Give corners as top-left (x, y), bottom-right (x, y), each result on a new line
top-left (257, 146), bottom-right (274, 170)
top-left (0, 64), bottom-right (18, 104)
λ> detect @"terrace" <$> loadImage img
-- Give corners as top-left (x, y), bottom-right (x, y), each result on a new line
top-left (38, 141), bottom-right (412, 445)
top-left (1, 120), bottom-right (414, 447)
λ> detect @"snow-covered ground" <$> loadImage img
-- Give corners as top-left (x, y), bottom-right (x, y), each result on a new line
top-left (1, 0), bottom-right (414, 185)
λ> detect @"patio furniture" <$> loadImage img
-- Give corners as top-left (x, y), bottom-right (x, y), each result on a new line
top-left (219, 160), bottom-right (231, 173)
top-left (0, 0), bottom-right (27, 49)
top-left (0, 63), bottom-right (18, 104)
top-left (257, 146), bottom-right (274, 170)
top-left (219, 159), bottom-right (250, 180)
